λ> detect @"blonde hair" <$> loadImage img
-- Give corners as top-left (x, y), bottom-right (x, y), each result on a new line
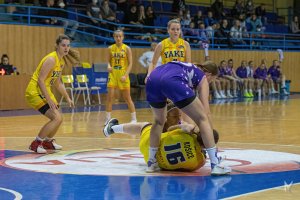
top-left (167, 19), bottom-right (181, 29)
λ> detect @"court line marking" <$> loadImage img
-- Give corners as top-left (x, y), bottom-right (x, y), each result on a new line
top-left (1, 137), bottom-right (300, 148)
top-left (0, 187), bottom-right (23, 200)
top-left (222, 182), bottom-right (300, 200)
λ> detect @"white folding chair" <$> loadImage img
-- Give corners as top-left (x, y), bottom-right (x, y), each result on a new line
top-left (75, 74), bottom-right (101, 105)
top-left (60, 75), bottom-right (75, 105)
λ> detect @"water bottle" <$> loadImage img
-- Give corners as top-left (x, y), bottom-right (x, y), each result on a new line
top-left (13, 66), bottom-right (17, 75)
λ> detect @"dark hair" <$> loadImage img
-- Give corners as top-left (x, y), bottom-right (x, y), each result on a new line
top-left (56, 34), bottom-right (70, 46)
top-left (194, 61), bottom-right (218, 76)
top-left (1, 54), bottom-right (9, 62)
top-left (197, 129), bottom-right (219, 146)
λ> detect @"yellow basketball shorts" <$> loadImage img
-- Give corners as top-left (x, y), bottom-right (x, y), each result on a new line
top-left (107, 68), bottom-right (130, 90)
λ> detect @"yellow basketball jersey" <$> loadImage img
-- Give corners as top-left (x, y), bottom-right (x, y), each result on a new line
top-left (109, 43), bottom-right (128, 69)
top-left (139, 126), bottom-right (205, 171)
top-left (160, 38), bottom-right (186, 64)
top-left (25, 51), bottom-right (64, 109)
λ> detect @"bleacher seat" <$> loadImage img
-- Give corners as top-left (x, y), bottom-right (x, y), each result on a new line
top-left (162, 2), bottom-right (172, 12)
top-left (116, 11), bottom-right (124, 23)
top-left (152, 1), bottom-right (162, 13)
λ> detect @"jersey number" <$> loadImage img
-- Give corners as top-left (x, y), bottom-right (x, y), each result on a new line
top-left (164, 143), bottom-right (186, 165)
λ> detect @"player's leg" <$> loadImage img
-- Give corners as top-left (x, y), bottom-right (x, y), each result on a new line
top-left (147, 105), bottom-right (167, 172)
top-left (29, 104), bottom-right (63, 153)
top-left (105, 87), bottom-right (115, 125)
top-left (103, 118), bottom-right (150, 137)
top-left (121, 89), bottom-right (137, 123)
top-left (179, 98), bottom-right (231, 175)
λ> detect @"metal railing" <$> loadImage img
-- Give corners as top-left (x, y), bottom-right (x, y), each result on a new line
top-left (0, 4), bottom-right (299, 50)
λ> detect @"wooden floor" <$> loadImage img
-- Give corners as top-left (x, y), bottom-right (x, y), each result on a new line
top-left (0, 96), bottom-right (300, 199)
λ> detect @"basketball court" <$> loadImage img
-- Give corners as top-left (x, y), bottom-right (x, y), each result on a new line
top-left (0, 95), bottom-right (300, 199)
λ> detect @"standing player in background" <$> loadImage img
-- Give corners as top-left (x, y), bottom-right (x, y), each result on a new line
top-left (105, 30), bottom-right (137, 125)
top-left (25, 34), bottom-right (78, 153)
top-left (145, 61), bottom-right (231, 175)
top-left (103, 103), bottom-right (220, 172)
top-left (146, 19), bottom-right (191, 77)
top-left (138, 42), bottom-right (162, 72)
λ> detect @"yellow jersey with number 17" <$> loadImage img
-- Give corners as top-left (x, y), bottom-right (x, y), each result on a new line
top-left (109, 43), bottom-right (128, 69)
top-left (160, 38), bottom-right (186, 64)
top-left (139, 126), bottom-right (205, 171)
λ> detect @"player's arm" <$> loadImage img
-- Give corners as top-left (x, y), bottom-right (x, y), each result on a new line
top-left (125, 46), bottom-right (133, 77)
top-left (107, 46), bottom-right (112, 73)
top-left (147, 42), bottom-right (162, 76)
top-left (197, 77), bottom-right (213, 128)
top-left (184, 40), bottom-right (192, 63)
top-left (38, 57), bottom-right (57, 110)
top-left (54, 76), bottom-right (74, 108)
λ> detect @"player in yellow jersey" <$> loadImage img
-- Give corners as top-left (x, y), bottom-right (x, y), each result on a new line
top-left (105, 29), bottom-right (136, 125)
top-left (146, 19), bottom-right (192, 77)
top-left (25, 34), bottom-right (79, 154)
top-left (103, 103), bottom-right (220, 172)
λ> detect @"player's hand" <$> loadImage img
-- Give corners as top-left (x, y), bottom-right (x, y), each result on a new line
top-left (108, 66), bottom-right (112, 73)
top-left (120, 75), bottom-right (127, 82)
top-left (47, 99), bottom-right (58, 110)
top-left (144, 75), bottom-right (149, 84)
top-left (67, 97), bottom-right (74, 108)
top-left (167, 124), bottom-right (195, 133)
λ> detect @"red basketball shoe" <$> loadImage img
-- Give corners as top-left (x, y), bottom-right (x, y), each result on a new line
top-left (29, 140), bottom-right (47, 154)
top-left (42, 139), bottom-right (62, 150)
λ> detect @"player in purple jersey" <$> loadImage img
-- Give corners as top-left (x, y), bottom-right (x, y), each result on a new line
top-left (145, 61), bottom-right (231, 175)
top-left (254, 60), bottom-right (273, 96)
top-left (236, 60), bottom-right (254, 97)
top-left (268, 60), bottom-right (289, 95)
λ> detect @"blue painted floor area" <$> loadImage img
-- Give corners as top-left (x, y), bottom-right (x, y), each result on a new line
top-left (0, 150), bottom-right (300, 199)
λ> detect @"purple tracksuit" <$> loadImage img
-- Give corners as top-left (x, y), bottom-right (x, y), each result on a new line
top-left (236, 66), bottom-right (248, 78)
top-left (268, 65), bottom-right (281, 81)
top-left (254, 67), bottom-right (268, 79)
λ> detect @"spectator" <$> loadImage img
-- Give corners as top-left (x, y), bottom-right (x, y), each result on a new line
top-left (290, 16), bottom-right (300, 34)
top-left (0, 54), bottom-right (18, 75)
top-left (144, 5), bottom-right (156, 27)
top-left (215, 19), bottom-right (233, 48)
top-left (55, 0), bottom-right (79, 40)
top-left (230, 19), bottom-right (246, 45)
top-left (246, 14), bottom-right (263, 32)
top-left (255, 3), bottom-right (267, 25)
top-left (172, 0), bottom-right (186, 13)
top-left (138, 42), bottom-right (162, 71)
top-left (137, 4), bottom-right (146, 25)
top-left (98, 0), bottom-right (117, 12)
top-left (192, 10), bottom-right (204, 28)
top-left (198, 22), bottom-right (209, 45)
top-left (180, 9), bottom-right (191, 28)
top-left (87, 0), bottom-right (102, 26)
top-left (204, 11), bottom-right (215, 27)
top-left (39, 0), bottom-right (59, 25)
top-left (232, 0), bottom-right (245, 18)
top-left (245, 0), bottom-right (255, 17)
top-left (183, 21), bottom-right (199, 43)
top-left (113, 0), bottom-right (128, 12)
top-left (100, 0), bottom-right (117, 30)
top-left (124, 4), bottom-right (142, 37)
top-left (206, 22), bottom-right (218, 42)
top-left (210, 0), bottom-right (225, 20)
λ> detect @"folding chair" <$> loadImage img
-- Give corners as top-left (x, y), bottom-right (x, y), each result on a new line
top-left (75, 74), bottom-right (101, 105)
top-left (60, 75), bottom-right (75, 105)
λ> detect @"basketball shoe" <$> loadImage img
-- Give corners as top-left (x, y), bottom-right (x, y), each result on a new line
top-left (29, 140), bottom-right (47, 154)
top-left (43, 139), bottom-right (62, 150)
top-left (103, 118), bottom-right (119, 137)
top-left (146, 159), bottom-right (160, 173)
top-left (211, 157), bottom-right (231, 176)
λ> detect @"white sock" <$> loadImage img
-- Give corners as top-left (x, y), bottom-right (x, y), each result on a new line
top-left (149, 147), bottom-right (158, 162)
top-left (36, 136), bottom-right (44, 141)
top-left (131, 112), bottom-right (137, 121)
top-left (249, 89), bottom-right (253, 93)
top-left (206, 146), bottom-right (219, 168)
top-left (106, 112), bottom-right (111, 120)
top-left (112, 124), bottom-right (124, 133)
